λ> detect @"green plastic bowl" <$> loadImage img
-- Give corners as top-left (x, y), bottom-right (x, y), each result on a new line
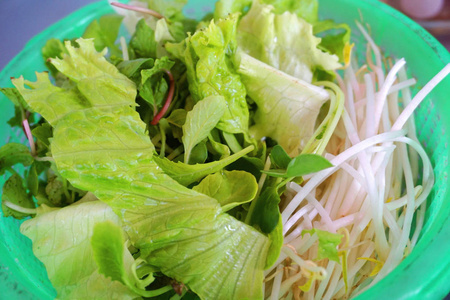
top-left (0, 0), bottom-right (449, 299)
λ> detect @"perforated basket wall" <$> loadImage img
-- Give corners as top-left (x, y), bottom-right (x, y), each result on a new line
top-left (0, 0), bottom-right (449, 299)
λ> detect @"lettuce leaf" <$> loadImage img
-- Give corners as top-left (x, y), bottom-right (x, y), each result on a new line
top-left (263, 0), bottom-right (318, 23)
top-left (12, 39), bottom-right (136, 126)
top-left (175, 14), bottom-right (250, 135)
top-left (50, 106), bottom-right (269, 300)
top-left (237, 0), bottom-right (340, 83)
top-left (20, 201), bottom-right (139, 300)
top-left (237, 51), bottom-right (329, 155)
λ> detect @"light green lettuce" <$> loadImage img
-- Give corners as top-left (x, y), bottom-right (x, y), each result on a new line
top-left (237, 51), bottom-right (329, 155)
top-left (50, 106), bottom-right (269, 300)
top-left (170, 14), bottom-right (250, 135)
top-left (237, 0), bottom-right (340, 83)
top-left (20, 201), bottom-right (140, 300)
top-left (12, 39), bottom-right (136, 126)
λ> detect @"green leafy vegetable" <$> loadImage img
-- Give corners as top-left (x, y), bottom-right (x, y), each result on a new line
top-left (237, 51), bottom-right (329, 155)
top-left (12, 39), bottom-right (136, 126)
top-left (129, 19), bottom-right (158, 59)
top-left (266, 217), bottom-right (283, 268)
top-left (174, 14), bottom-right (250, 135)
top-left (49, 106), bottom-right (269, 300)
top-left (83, 14), bottom-right (124, 56)
top-left (91, 221), bottom-right (172, 298)
top-left (0, 143), bottom-right (33, 175)
top-left (1, 173), bottom-right (35, 219)
top-left (237, 0), bottom-right (340, 82)
top-left (314, 20), bottom-right (352, 63)
top-left (249, 186), bottom-right (281, 234)
top-left (183, 96), bottom-right (226, 162)
top-left (264, 0), bottom-right (319, 23)
top-left (41, 38), bottom-right (69, 77)
top-left (153, 145), bottom-right (254, 186)
top-left (20, 201), bottom-right (139, 299)
top-left (270, 145), bottom-right (292, 169)
top-left (214, 0), bottom-right (252, 19)
top-left (286, 153), bottom-right (332, 177)
top-left (302, 228), bottom-right (343, 262)
top-left (193, 170), bottom-right (258, 211)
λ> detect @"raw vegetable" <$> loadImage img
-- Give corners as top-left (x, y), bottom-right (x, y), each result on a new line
top-left (0, 0), bottom-right (446, 299)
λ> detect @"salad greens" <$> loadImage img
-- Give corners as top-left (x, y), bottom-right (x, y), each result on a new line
top-left (0, 0), bottom-right (351, 298)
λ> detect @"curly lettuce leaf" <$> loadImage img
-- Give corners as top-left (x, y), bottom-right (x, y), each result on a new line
top-left (12, 39), bottom-right (136, 126)
top-left (50, 106), bottom-right (269, 300)
top-left (237, 51), bottom-right (329, 155)
top-left (214, 0), bottom-right (252, 19)
top-left (175, 14), bottom-right (250, 135)
top-left (20, 201), bottom-right (139, 300)
top-left (263, 0), bottom-right (318, 23)
top-left (237, 0), bottom-right (340, 83)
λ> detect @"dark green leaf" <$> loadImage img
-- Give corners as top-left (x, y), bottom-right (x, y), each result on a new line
top-left (261, 169), bottom-right (288, 178)
top-left (266, 217), bottom-right (283, 268)
top-left (31, 123), bottom-right (53, 147)
top-left (227, 156), bottom-right (265, 181)
top-left (117, 58), bottom-right (155, 82)
top-left (250, 186), bottom-right (281, 234)
top-left (188, 142), bottom-right (208, 164)
top-left (129, 19), bottom-right (157, 59)
top-left (1, 173), bottom-right (35, 219)
top-left (83, 15), bottom-right (124, 56)
top-left (0, 143), bottom-right (33, 175)
top-left (286, 154), bottom-right (332, 177)
top-left (91, 221), bottom-right (128, 285)
top-left (7, 106), bottom-right (24, 128)
top-left (270, 145), bottom-right (292, 169)
top-left (27, 163), bottom-right (39, 196)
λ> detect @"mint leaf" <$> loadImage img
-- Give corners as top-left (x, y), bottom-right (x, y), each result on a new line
top-left (250, 186), bottom-right (281, 234)
top-left (270, 145), bottom-right (292, 169)
top-left (286, 154), bottom-right (332, 177)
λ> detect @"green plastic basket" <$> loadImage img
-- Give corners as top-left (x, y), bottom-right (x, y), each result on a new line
top-left (0, 0), bottom-right (449, 299)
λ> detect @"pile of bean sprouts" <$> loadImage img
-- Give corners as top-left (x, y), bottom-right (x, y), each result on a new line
top-left (264, 23), bottom-right (450, 300)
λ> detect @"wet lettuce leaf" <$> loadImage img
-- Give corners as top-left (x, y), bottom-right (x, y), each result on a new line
top-left (172, 14), bottom-right (250, 135)
top-left (20, 201), bottom-right (139, 299)
top-left (12, 39), bottom-right (136, 126)
top-left (237, 51), bottom-right (329, 156)
top-left (50, 106), bottom-right (269, 300)
top-left (237, 0), bottom-right (340, 83)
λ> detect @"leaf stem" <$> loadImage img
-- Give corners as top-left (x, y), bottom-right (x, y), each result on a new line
top-left (22, 118), bottom-right (36, 156)
top-left (3, 201), bottom-right (37, 215)
top-left (151, 69), bottom-right (175, 126)
top-left (110, 2), bottom-right (165, 19)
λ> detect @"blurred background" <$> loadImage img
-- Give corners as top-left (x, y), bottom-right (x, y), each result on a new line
top-left (1, 0), bottom-right (450, 69)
